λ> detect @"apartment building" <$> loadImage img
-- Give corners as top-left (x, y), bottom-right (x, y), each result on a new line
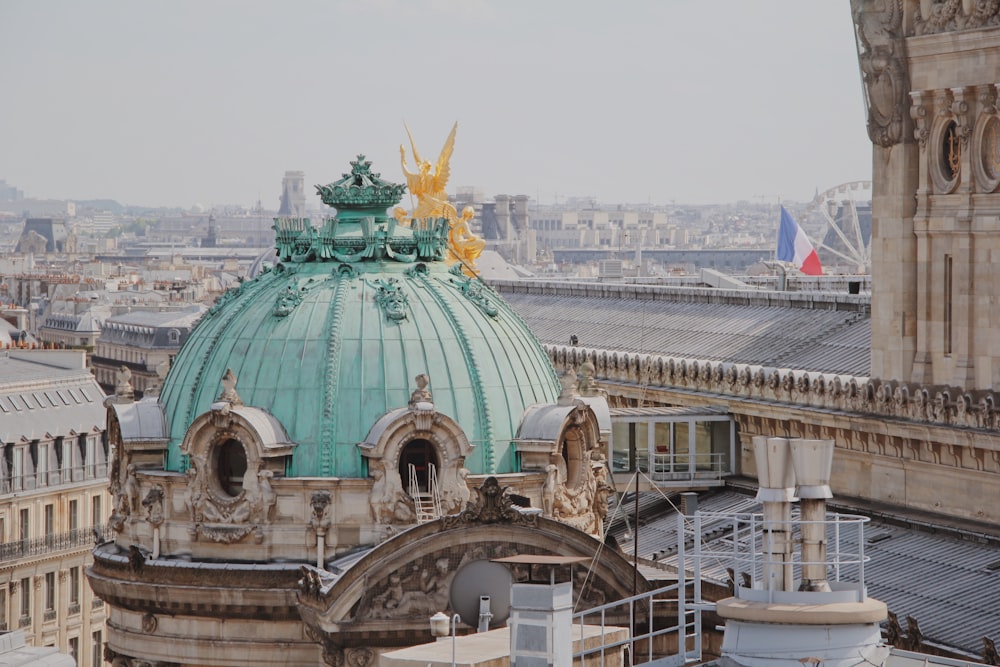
top-left (0, 349), bottom-right (110, 666)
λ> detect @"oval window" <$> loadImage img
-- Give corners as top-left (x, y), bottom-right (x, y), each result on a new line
top-left (215, 439), bottom-right (247, 497)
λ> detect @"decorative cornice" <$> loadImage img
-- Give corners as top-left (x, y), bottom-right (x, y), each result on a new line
top-left (545, 344), bottom-right (1000, 432)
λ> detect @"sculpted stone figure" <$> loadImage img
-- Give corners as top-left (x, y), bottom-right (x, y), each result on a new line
top-left (542, 464), bottom-right (559, 518)
top-left (185, 467), bottom-right (204, 523)
top-left (393, 557), bottom-right (453, 617)
top-left (142, 485), bottom-right (165, 527)
top-left (255, 469), bottom-right (277, 523)
top-left (124, 464), bottom-right (141, 515)
top-left (369, 461), bottom-right (413, 525)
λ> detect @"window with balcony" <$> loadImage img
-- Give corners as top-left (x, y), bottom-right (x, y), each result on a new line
top-left (69, 500), bottom-right (78, 533)
top-left (36, 442), bottom-right (51, 488)
top-left (43, 505), bottom-right (54, 547)
top-left (18, 509), bottom-right (28, 545)
top-left (12, 447), bottom-right (24, 491)
top-left (60, 437), bottom-right (72, 482)
top-left (92, 496), bottom-right (101, 527)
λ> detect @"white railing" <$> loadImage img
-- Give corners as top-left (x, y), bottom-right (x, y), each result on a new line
top-left (573, 522), bottom-right (704, 667)
top-left (408, 463), bottom-right (442, 524)
top-left (685, 510), bottom-right (871, 602)
top-left (573, 580), bottom-right (703, 667)
top-left (640, 452), bottom-right (727, 481)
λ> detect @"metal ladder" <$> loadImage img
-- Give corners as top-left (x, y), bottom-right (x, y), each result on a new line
top-left (408, 463), bottom-right (442, 524)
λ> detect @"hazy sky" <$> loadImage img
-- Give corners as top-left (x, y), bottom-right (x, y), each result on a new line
top-left (0, 1), bottom-right (870, 209)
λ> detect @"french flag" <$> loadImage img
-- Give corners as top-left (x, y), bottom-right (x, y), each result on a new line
top-left (777, 206), bottom-right (823, 276)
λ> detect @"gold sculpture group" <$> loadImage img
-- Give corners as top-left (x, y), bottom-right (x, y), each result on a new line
top-left (398, 122), bottom-right (485, 275)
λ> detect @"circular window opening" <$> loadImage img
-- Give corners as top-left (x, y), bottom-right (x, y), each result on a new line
top-left (399, 438), bottom-right (439, 494)
top-left (941, 120), bottom-right (960, 182)
top-left (215, 438), bottom-right (248, 497)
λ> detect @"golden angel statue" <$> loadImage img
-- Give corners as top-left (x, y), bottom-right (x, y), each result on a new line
top-left (400, 122), bottom-right (485, 274)
top-left (400, 122), bottom-right (458, 220)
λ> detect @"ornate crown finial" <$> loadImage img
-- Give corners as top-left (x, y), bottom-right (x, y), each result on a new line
top-left (314, 156), bottom-right (406, 210)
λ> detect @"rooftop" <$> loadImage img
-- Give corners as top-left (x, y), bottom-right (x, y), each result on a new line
top-left (494, 280), bottom-right (871, 376)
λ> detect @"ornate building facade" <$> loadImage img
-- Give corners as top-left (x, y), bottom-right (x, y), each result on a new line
top-left (88, 155), bottom-right (632, 666)
top-left (0, 350), bottom-right (111, 666)
top-left (853, 0), bottom-right (1000, 389)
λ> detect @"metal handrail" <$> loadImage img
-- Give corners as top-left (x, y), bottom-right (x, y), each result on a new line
top-left (1, 464), bottom-right (106, 493)
top-left (688, 511), bottom-right (871, 601)
top-left (0, 524), bottom-right (112, 562)
top-left (642, 452), bottom-right (727, 479)
top-left (573, 539), bottom-right (703, 667)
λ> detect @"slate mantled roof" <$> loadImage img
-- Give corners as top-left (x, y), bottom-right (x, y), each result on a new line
top-left (98, 305), bottom-right (206, 349)
top-left (492, 280), bottom-right (871, 377)
top-left (0, 351), bottom-right (106, 443)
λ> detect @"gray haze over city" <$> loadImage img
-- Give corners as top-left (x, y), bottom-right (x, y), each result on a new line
top-left (0, 1), bottom-right (870, 209)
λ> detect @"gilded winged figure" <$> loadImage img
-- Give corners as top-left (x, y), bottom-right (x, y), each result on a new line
top-left (400, 121), bottom-right (458, 220)
top-left (399, 122), bottom-right (485, 274)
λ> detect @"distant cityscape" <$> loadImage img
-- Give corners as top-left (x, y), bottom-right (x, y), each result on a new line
top-left (0, 173), bottom-right (871, 279)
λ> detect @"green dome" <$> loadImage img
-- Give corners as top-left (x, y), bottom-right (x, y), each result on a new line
top-left (160, 157), bottom-right (559, 477)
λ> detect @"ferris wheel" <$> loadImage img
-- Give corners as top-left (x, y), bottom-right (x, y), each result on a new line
top-left (802, 180), bottom-right (872, 273)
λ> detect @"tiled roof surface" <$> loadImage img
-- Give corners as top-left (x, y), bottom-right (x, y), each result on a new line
top-left (498, 288), bottom-right (871, 377)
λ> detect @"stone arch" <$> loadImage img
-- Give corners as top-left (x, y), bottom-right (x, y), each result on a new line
top-left (297, 477), bottom-right (652, 658)
top-left (359, 406), bottom-right (474, 522)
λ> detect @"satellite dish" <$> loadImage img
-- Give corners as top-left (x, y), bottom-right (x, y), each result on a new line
top-left (449, 559), bottom-right (512, 629)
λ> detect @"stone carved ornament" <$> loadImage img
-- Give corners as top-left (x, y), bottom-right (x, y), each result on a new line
top-left (547, 345), bottom-right (1000, 436)
top-left (852, 0), bottom-right (908, 147)
top-left (180, 371), bottom-right (280, 543)
top-left (350, 539), bottom-right (520, 623)
top-left (364, 375), bottom-right (473, 525)
top-left (913, 0), bottom-right (1000, 35)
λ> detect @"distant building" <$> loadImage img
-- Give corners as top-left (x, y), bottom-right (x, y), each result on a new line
top-left (14, 220), bottom-right (68, 254)
top-left (278, 170), bottom-right (306, 217)
top-left (0, 181), bottom-right (23, 203)
top-left (0, 350), bottom-right (110, 666)
top-left (38, 306), bottom-right (110, 350)
top-left (91, 305), bottom-right (206, 398)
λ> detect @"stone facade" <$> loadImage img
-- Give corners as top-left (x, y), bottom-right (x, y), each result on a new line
top-left (0, 351), bottom-right (111, 666)
top-left (853, 0), bottom-right (1000, 389)
top-left (91, 361), bottom-right (618, 666)
top-left (546, 344), bottom-right (1000, 526)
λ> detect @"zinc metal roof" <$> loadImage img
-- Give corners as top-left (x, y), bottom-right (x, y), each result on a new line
top-left (159, 259), bottom-right (560, 478)
top-left (609, 489), bottom-right (1000, 656)
top-left (499, 291), bottom-right (871, 377)
top-left (0, 354), bottom-right (106, 443)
